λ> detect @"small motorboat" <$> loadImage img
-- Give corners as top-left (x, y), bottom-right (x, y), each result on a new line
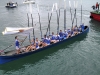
top-left (5, 2), bottom-right (18, 8)
top-left (23, 0), bottom-right (35, 4)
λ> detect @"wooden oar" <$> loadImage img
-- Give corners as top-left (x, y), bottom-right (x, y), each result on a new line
top-left (0, 44), bottom-right (14, 53)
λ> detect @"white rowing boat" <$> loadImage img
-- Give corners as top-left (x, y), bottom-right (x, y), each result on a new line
top-left (23, 0), bottom-right (35, 4)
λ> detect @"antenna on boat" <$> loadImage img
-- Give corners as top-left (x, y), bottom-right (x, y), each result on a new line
top-left (64, 0), bottom-right (66, 31)
top-left (37, 4), bottom-right (42, 39)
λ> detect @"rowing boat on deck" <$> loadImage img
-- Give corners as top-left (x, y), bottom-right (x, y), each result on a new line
top-left (0, 26), bottom-right (89, 64)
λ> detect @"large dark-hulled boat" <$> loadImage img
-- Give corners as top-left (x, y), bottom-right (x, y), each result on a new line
top-left (0, 26), bottom-right (89, 64)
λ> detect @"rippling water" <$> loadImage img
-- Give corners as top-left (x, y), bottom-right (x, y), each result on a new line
top-left (0, 0), bottom-right (100, 75)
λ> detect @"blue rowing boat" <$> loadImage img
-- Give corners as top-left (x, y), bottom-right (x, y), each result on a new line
top-left (0, 26), bottom-right (89, 64)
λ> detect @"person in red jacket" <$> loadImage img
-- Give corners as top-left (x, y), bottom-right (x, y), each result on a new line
top-left (96, 2), bottom-right (99, 10)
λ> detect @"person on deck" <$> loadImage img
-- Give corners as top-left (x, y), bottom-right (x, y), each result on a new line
top-left (67, 29), bottom-right (71, 38)
top-left (55, 33), bottom-right (60, 41)
top-left (50, 32), bottom-right (57, 43)
top-left (96, 2), bottom-right (99, 10)
top-left (59, 30), bottom-right (64, 40)
top-left (42, 35), bottom-right (48, 46)
top-left (25, 38), bottom-right (36, 52)
top-left (63, 30), bottom-right (68, 39)
top-left (80, 23), bottom-right (85, 32)
top-left (35, 38), bottom-right (40, 49)
top-left (15, 36), bottom-right (21, 54)
top-left (46, 36), bottom-right (51, 45)
top-left (92, 5), bottom-right (95, 10)
top-left (73, 25), bottom-right (78, 35)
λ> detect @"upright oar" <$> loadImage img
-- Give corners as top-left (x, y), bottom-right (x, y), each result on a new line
top-left (71, 1), bottom-right (78, 29)
top-left (46, 4), bottom-right (54, 35)
top-left (30, 3), bottom-right (35, 39)
top-left (75, 1), bottom-right (78, 27)
top-left (46, 5), bottom-right (50, 36)
top-left (64, 0), bottom-right (66, 31)
top-left (27, 13), bottom-right (29, 27)
top-left (81, 0), bottom-right (82, 24)
top-left (69, 1), bottom-right (73, 22)
top-left (27, 4), bottom-right (31, 43)
top-left (37, 4), bottom-right (42, 38)
top-left (55, 3), bottom-right (59, 34)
